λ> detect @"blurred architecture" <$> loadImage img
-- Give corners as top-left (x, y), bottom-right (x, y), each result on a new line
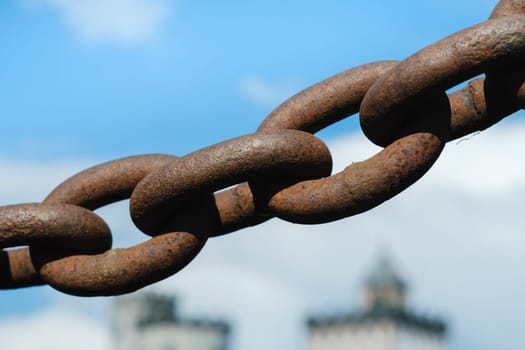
top-left (307, 256), bottom-right (447, 350)
top-left (112, 293), bottom-right (229, 350)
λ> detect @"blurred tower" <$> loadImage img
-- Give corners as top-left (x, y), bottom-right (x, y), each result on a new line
top-left (307, 255), bottom-right (447, 350)
top-left (112, 292), bottom-right (229, 350)
top-left (364, 256), bottom-right (407, 311)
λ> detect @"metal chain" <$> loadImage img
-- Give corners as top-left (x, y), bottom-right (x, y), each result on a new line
top-left (1, 0), bottom-right (524, 296)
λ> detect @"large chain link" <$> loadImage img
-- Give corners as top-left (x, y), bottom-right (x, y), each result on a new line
top-left (1, 0), bottom-right (524, 296)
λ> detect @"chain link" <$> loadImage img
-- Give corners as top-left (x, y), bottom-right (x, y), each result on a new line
top-left (1, 0), bottom-right (524, 296)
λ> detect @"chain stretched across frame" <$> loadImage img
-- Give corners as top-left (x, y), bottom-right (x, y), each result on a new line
top-left (1, 0), bottom-right (524, 296)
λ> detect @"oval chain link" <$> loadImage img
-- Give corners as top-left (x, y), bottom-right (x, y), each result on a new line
top-left (40, 154), bottom-right (208, 296)
top-left (130, 129), bottom-right (332, 236)
top-left (0, 203), bottom-right (111, 289)
top-left (360, 15), bottom-right (525, 147)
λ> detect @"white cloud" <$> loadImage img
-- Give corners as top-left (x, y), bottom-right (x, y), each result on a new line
top-left (0, 118), bottom-right (524, 350)
top-left (0, 307), bottom-right (110, 350)
top-left (154, 264), bottom-right (309, 350)
top-left (239, 75), bottom-right (304, 108)
top-left (20, 0), bottom-right (170, 44)
top-left (0, 156), bottom-right (98, 205)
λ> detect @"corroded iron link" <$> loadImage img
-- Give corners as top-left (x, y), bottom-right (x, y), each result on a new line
top-left (40, 154), bottom-right (207, 296)
top-left (491, 0), bottom-right (525, 17)
top-left (360, 15), bottom-right (525, 147)
top-left (130, 130), bottom-right (332, 235)
top-left (256, 61), bottom-right (449, 223)
top-left (1, 0), bottom-right (524, 296)
top-left (258, 61), bottom-right (398, 133)
top-left (40, 231), bottom-right (206, 296)
top-left (0, 203), bottom-right (111, 289)
top-left (44, 154), bottom-right (178, 209)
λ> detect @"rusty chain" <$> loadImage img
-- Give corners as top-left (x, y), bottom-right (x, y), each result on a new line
top-left (1, 0), bottom-right (524, 296)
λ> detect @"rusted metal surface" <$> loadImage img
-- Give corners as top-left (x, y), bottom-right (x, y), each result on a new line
top-left (45, 154), bottom-right (177, 209)
top-left (0, 204), bottom-right (111, 250)
top-left (258, 61), bottom-right (398, 133)
top-left (0, 248), bottom-right (42, 288)
top-left (1, 0), bottom-right (524, 296)
top-left (491, 0), bottom-right (525, 18)
top-left (0, 203), bottom-right (111, 289)
top-left (360, 15), bottom-right (525, 147)
top-left (448, 72), bottom-right (525, 140)
top-left (39, 154), bottom-right (206, 296)
top-left (40, 231), bottom-right (206, 296)
top-left (130, 130), bottom-right (332, 235)
top-left (207, 62), bottom-right (399, 233)
top-left (264, 130), bottom-right (447, 223)
top-left (255, 61), bottom-right (448, 223)
top-left (209, 182), bottom-right (269, 237)
top-left (446, 1), bottom-right (525, 140)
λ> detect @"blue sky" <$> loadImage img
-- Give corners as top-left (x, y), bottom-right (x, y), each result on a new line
top-left (1, 1), bottom-right (524, 350)
top-left (0, 0), bottom-right (494, 159)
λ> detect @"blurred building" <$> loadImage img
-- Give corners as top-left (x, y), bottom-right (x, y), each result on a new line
top-left (307, 256), bottom-right (447, 350)
top-left (112, 293), bottom-right (230, 350)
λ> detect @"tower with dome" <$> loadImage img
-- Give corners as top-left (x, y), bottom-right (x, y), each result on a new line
top-left (307, 255), bottom-right (448, 350)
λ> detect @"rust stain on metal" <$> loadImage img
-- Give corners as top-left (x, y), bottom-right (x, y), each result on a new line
top-left (0, 248), bottom-right (42, 289)
top-left (0, 203), bottom-right (111, 289)
top-left (448, 70), bottom-right (525, 140)
top-left (40, 231), bottom-right (206, 296)
top-left (265, 131), bottom-right (445, 223)
top-left (36, 154), bottom-right (211, 296)
top-left (360, 16), bottom-right (525, 147)
top-left (0, 203), bottom-right (111, 251)
top-left (491, 0), bottom-right (525, 18)
top-left (130, 130), bottom-right (332, 235)
top-left (258, 61), bottom-right (398, 133)
top-left (255, 64), bottom-right (450, 223)
top-left (45, 154), bottom-right (177, 209)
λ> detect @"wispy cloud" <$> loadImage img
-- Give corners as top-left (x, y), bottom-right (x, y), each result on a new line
top-left (0, 307), bottom-right (110, 350)
top-left (20, 0), bottom-right (171, 45)
top-left (239, 74), bottom-right (304, 108)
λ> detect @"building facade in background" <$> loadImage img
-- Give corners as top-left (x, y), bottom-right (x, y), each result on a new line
top-left (113, 293), bottom-right (229, 350)
top-left (307, 256), bottom-right (447, 350)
